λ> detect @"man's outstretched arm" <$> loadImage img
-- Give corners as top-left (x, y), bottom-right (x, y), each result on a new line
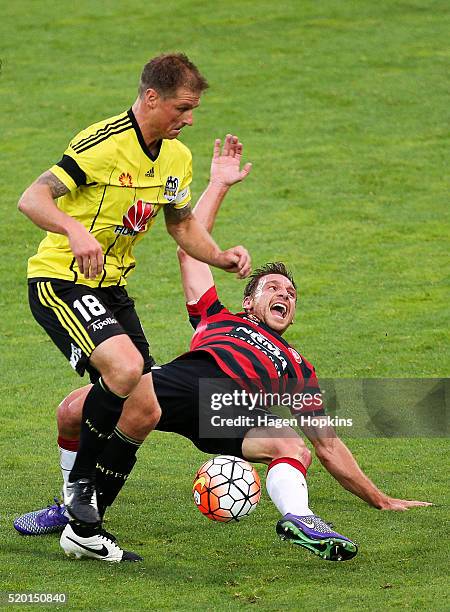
top-left (301, 424), bottom-right (433, 511)
top-left (177, 135), bottom-right (252, 303)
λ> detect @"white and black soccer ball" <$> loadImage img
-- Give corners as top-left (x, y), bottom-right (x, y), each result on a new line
top-left (192, 455), bottom-right (261, 522)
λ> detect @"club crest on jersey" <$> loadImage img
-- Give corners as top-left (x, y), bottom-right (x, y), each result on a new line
top-left (115, 200), bottom-right (155, 236)
top-left (119, 172), bottom-right (133, 187)
top-left (288, 348), bottom-right (302, 364)
top-left (163, 176), bottom-right (179, 202)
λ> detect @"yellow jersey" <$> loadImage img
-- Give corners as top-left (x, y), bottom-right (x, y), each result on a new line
top-left (27, 109), bottom-right (192, 287)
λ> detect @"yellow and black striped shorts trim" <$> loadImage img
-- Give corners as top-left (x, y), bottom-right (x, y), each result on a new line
top-left (36, 281), bottom-right (95, 355)
top-left (28, 278), bottom-right (155, 380)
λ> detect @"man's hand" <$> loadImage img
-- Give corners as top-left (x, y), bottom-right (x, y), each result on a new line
top-left (166, 134), bottom-right (252, 279)
top-left (215, 245), bottom-right (251, 279)
top-left (377, 497), bottom-right (433, 511)
top-left (305, 430), bottom-right (433, 511)
top-left (209, 135), bottom-right (252, 188)
top-left (67, 222), bottom-right (104, 280)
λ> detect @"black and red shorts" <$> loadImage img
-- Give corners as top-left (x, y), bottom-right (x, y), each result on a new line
top-left (28, 279), bottom-right (155, 382)
top-left (154, 354), bottom-right (287, 458)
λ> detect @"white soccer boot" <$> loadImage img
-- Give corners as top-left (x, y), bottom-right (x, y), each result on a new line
top-left (60, 523), bottom-right (142, 562)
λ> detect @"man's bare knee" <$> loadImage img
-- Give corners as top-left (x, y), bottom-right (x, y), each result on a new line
top-left (267, 437), bottom-right (312, 467)
top-left (243, 427), bottom-right (312, 467)
top-left (104, 356), bottom-right (144, 396)
top-left (90, 336), bottom-right (144, 396)
top-left (57, 386), bottom-right (90, 438)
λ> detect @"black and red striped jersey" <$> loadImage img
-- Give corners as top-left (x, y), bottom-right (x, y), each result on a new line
top-left (181, 285), bottom-right (323, 413)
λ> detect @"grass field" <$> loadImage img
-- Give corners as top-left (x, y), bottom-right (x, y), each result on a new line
top-left (1, 1), bottom-right (449, 610)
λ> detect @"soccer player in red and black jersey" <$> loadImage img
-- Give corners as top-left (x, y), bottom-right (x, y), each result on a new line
top-left (15, 137), bottom-right (431, 562)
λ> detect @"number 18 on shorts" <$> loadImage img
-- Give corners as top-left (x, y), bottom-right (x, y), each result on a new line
top-left (29, 279), bottom-right (133, 377)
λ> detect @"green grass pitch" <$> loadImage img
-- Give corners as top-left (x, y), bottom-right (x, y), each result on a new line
top-left (1, 1), bottom-right (449, 610)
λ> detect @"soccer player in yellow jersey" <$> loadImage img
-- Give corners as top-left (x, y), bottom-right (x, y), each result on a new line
top-left (14, 137), bottom-right (431, 564)
top-left (18, 53), bottom-right (251, 561)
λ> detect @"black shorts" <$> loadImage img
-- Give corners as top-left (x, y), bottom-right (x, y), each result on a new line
top-left (154, 354), bottom-right (285, 458)
top-left (28, 279), bottom-right (155, 383)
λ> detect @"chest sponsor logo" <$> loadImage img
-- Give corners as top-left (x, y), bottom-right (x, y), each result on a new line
top-left (230, 325), bottom-right (288, 372)
top-left (163, 176), bottom-right (179, 202)
top-left (119, 172), bottom-right (133, 187)
top-left (115, 200), bottom-right (156, 236)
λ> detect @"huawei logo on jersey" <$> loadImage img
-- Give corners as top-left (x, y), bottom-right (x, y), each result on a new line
top-left (123, 200), bottom-right (154, 232)
top-left (115, 200), bottom-right (156, 236)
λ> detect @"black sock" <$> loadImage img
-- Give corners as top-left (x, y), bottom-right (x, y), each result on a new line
top-left (69, 379), bottom-right (127, 482)
top-left (95, 427), bottom-right (142, 517)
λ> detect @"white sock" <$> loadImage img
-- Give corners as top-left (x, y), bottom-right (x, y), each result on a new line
top-left (59, 446), bottom-right (76, 487)
top-left (266, 457), bottom-right (313, 517)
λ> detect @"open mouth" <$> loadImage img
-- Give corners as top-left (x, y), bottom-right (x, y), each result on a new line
top-left (270, 302), bottom-right (288, 320)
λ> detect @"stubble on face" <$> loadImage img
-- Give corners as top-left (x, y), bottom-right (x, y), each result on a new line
top-left (246, 274), bottom-right (296, 334)
top-left (157, 88), bottom-right (200, 139)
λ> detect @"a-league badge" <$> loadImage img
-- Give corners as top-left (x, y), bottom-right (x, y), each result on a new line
top-left (163, 176), bottom-right (179, 202)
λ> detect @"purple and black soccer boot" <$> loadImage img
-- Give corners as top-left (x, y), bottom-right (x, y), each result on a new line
top-left (276, 513), bottom-right (358, 561)
top-left (14, 498), bottom-right (69, 535)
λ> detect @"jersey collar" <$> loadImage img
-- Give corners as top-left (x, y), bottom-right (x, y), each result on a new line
top-left (239, 312), bottom-right (286, 342)
top-left (127, 108), bottom-right (162, 162)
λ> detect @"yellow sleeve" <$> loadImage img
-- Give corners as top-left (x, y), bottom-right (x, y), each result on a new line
top-left (49, 162), bottom-right (78, 192)
top-left (48, 130), bottom-right (113, 193)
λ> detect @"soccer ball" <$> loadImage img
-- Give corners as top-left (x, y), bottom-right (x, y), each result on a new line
top-left (192, 455), bottom-right (261, 522)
